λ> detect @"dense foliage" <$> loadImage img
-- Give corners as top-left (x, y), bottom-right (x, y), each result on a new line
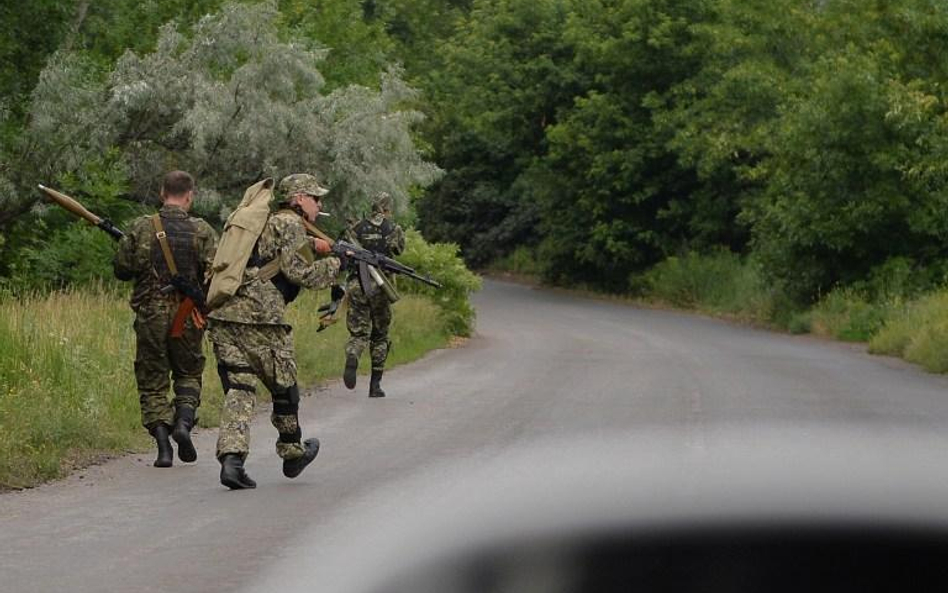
top-left (4, 0), bottom-right (948, 307)
top-left (0, 0), bottom-right (442, 289)
top-left (398, 229), bottom-right (482, 336)
top-left (412, 0), bottom-right (948, 305)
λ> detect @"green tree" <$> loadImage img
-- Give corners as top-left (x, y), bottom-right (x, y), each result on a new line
top-left (2, 0), bottom-right (440, 287)
top-left (657, 0), bottom-right (816, 254)
top-left (372, 0), bottom-right (471, 77)
top-left (416, 0), bottom-right (580, 267)
top-left (744, 0), bottom-right (948, 300)
top-left (531, 0), bottom-right (710, 289)
top-left (0, 1), bottom-right (73, 116)
top-left (278, 0), bottom-right (395, 89)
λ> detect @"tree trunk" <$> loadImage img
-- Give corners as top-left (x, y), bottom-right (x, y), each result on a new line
top-left (62, 0), bottom-right (91, 51)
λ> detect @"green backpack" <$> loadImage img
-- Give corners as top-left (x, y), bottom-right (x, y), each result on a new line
top-left (206, 178), bottom-right (275, 310)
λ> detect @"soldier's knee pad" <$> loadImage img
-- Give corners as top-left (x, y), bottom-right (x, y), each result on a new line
top-left (217, 363), bottom-right (256, 394)
top-left (272, 383), bottom-right (300, 415)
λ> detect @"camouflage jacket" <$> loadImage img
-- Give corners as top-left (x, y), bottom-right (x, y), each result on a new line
top-left (345, 214), bottom-right (405, 282)
top-left (113, 205), bottom-right (218, 313)
top-left (209, 210), bottom-right (340, 325)
top-left (347, 214), bottom-right (405, 253)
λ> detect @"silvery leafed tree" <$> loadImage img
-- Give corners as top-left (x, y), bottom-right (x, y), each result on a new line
top-left (16, 0), bottom-right (440, 228)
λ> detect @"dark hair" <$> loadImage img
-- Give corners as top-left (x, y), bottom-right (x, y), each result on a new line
top-left (161, 170), bottom-right (195, 197)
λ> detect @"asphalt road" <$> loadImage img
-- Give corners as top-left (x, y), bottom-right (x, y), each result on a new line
top-left (3, 278), bottom-right (948, 593)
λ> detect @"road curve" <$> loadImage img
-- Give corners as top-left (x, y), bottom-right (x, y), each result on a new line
top-left (2, 278), bottom-right (948, 592)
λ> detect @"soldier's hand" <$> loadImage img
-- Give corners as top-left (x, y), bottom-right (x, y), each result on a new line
top-left (312, 237), bottom-right (332, 256)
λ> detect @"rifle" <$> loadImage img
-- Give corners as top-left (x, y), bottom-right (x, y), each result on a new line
top-left (298, 217), bottom-right (442, 331)
top-left (37, 185), bottom-right (125, 240)
top-left (332, 239), bottom-right (442, 294)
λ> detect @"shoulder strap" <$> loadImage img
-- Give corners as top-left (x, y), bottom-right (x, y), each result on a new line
top-left (151, 214), bottom-right (179, 276)
top-left (258, 257), bottom-right (282, 282)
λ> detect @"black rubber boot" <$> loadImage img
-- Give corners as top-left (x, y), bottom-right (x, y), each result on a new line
top-left (150, 424), bottom-right (174, 468)
top-left (368, 370), bottom-right (385, 398)
top-left (282, 438), bottom-right (320, 478)
top-left (220, 454), bottom-right (256, 490)
top-left (343, 355), bottom-right (358, 390)
top-left (172, 407), bottom-right (197, 463)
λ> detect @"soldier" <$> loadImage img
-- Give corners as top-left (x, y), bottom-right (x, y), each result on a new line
top-left (208, 173), bottom-right (341, 490)
top-left (113, 170), bottom-right (218, 468)
top-left (342, 192), bottom-right (406, 398)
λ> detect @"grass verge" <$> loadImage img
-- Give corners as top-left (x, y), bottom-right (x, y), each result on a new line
top-left (869, 291), bottom-right (948, 373)
top-left (0, 288), bottom-right (450, 490)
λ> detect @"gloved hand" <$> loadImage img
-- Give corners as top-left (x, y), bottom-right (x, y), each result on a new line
top-left (335, 251), bottom-right (349, 272)
top-left (312, 237), bottom-right (332, 256)
top-left (331, 284), bottom-right (346, 302)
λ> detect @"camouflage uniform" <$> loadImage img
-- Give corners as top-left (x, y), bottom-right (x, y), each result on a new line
top-left (345, 194), bottom-right (406, 376)
top-left (209, 191), bottom-right (340, 463)
top-left (113, 205), bottom-right (218, 430)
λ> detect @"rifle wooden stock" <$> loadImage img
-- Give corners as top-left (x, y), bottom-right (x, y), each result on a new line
top-left (300, 217), bottom-right (335, 245)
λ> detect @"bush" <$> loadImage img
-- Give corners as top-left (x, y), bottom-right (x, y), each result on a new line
top-left (870, 290), bottom-right (948, 372)
top-left (786, 311), bottom-right (812, 335)
top-left (808, 288), bottom-right (891, 342)
top-left (638, 249), bottom-right (775, 323)
top-left (7, 224), bottom-right (121, 291)
top-left (489, 245), bottom-right (543, 277)
top-left (397, 229), bottom-right (481, 336)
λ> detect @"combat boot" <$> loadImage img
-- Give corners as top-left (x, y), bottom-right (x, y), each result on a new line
top-left (343, 355), bottom-right (358, 389)
top-left (368, 369), bottom-right (385, 398)
top-left (172, 406), bottom-right (197, 463)
top-left (282, 438), bottom-right (320, 478)
top-left (150, 423), bottom-right (174, 468)
top-left (220, 454), bottom-right (256, 490)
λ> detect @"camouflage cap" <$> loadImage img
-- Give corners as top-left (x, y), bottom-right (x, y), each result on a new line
top-left (371, 191), bottom-right (393, 213)
top-left (278, 173), bottom-right (329, 199)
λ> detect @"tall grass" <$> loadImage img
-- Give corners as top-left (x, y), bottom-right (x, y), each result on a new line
top-left (0, 288), bottom-right (450, 489)
top-left (0, 288), bottom-right (141, 488)
top-left (806, 289), bottom-right (893, 342)
top-left (638, 251), bottom-right (948, 373)
top-left (869, 291), bottom-right (948, 373)
top-left (637, 250), bottom-right (779, 324)
top-left (489, 245), bottom-right (544, 277)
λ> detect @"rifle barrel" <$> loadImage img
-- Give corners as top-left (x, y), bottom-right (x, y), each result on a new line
top-left (306, 232), bottom-right (442, 289)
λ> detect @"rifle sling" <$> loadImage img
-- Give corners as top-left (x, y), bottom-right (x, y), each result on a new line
top-left (151, 214), bottom-right (180, 276)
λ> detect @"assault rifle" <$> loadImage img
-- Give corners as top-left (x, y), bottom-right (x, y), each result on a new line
top-left (298, 217), bottom-right (442, 331)
top-left (37, 184), bottom-right (125, 240)
top-left (332, 239), bottom-right (443, 294)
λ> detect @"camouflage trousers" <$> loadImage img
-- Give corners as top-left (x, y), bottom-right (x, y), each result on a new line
top-left (209, 320), bottom-right (306, 461)
top-left (133, 304), bottom-right (204, 430)
top-left (345, 277), bottom-right (393, 371)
